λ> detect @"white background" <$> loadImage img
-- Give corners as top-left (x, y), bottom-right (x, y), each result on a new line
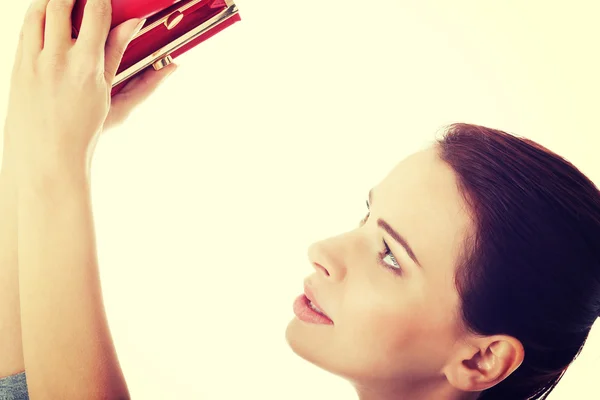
top-left (1, 0), bottom-right (599, 399)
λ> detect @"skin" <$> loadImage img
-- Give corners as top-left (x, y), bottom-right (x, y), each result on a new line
top-left (286, 147), bottom-right (526, 400)
top-left (0, 68), bottom-right (175, 374)
top-left (0, 0), bottom-right (525, 398)
top-left (0, 0), bottom-right (175, 396)
top-left (0, 64), bottom-right (175, 377)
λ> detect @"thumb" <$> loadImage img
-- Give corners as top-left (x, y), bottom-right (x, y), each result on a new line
top-left (104, 18), bottom-right (146, 83)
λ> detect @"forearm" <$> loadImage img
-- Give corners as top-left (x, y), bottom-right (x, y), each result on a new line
top-left (0, 153), bottom-right (24, 376)
top-left (17, 161), bottom-right (129, 399)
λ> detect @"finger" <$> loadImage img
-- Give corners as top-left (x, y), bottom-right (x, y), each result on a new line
top-left (104, 19), bottom-right (145, 82)
top-left (75, 0), bottom-right (112, 56)
top-left (105, 64), bottom-right (177, 129)
top-left (21, 0), bottom-right (52, 57)
top-left (43, 0), bottom-right (77, 53)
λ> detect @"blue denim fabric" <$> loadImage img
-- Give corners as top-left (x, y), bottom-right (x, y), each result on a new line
top-left (0, 372), bottom-right (28, 400)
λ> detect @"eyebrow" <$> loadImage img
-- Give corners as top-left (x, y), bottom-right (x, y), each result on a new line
top-left (369, 189), bottom-right (423, 269)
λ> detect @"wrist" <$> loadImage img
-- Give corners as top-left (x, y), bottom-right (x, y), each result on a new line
top-left (16, 155), bottom-right (90, 196)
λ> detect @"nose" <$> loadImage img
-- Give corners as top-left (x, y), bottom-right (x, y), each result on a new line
top-left (307, 234), bottom-right (352, 282)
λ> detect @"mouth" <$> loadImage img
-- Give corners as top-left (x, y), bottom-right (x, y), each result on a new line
top-left (307, 299), bottom-right (327, 315)
top-left (304, 286), bottom-right (330, 318)
top-left (298, 283), bottom-right (334, 324)
top-left (293, 294), bottom-right (334, 325)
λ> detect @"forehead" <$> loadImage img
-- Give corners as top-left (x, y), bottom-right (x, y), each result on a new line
top-left (375, 147), bottom-right (473, 275)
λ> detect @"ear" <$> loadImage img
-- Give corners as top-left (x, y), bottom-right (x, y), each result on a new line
top-left (443, 335), bottom-right (525, 393)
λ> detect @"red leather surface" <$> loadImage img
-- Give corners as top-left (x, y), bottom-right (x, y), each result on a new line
top-left (117, 0), bottom-right (226, 73)
top-left (70, 0), bottom-right (240, 95)
top-left (72, 0), bottom-right (181, 34)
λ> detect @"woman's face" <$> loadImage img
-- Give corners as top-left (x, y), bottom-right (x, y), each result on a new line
top-left (286, 146), bottom-right (475, 392)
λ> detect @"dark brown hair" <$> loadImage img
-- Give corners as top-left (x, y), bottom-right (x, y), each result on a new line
top-left (436, 123), bottom-right (600, 399)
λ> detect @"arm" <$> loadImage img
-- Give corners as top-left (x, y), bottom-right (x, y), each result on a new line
top-left (5, 0), bottom-right (173, 396)
top-left (17, 159), bottom-right (130, 400)
top-left (0, 139), bottom-right (24, 378)
top-left (0, 59), bottom-right (173, 388)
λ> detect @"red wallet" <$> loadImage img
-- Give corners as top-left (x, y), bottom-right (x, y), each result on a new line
top-left (71, 0), bottom-right (241, 95)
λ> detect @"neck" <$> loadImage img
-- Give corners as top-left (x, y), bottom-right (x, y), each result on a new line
top-left (353, 378), bottom-right (480, 400)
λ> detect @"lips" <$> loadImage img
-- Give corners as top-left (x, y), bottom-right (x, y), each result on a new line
top-left (304, 283), bottom-right (331, 319)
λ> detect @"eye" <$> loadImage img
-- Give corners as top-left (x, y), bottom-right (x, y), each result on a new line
top-left (359, 199), bottom-right (403, 276)
top-left (379, 240), bottom-right (403, 275)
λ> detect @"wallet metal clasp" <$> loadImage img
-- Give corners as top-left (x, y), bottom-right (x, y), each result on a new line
top-left (152, 55), bottom-right (174, 70)
top-left (165, 11), bottom-right (184, 30)
top-left (113, 0), bottom-right (239, 88)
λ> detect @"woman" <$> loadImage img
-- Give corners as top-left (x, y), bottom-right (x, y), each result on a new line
top-left (1, 0), bottom-right (599, 399)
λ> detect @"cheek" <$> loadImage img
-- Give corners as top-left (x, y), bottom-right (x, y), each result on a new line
top-left (339, 294), bottom-right (419, 357)
top-left (341, 296), bottom-right (452, 369)
top-left (332, 306), bottom-right (427, 380)
top-left (352, 307), bottom-right (422, 349)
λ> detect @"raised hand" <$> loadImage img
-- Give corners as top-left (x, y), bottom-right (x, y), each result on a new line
top-left (4, 0), bottom-right (151, 174)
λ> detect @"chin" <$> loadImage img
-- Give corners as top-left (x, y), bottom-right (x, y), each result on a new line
top-left (285, 318), bottom-right (406, 386)
top-left (284, 317), bottom-right (354, 380)
top-left (285, 317), bottom-right (311, 358)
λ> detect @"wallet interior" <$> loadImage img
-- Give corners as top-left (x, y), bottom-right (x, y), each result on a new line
top-left (114, 0), bottom-right (239, 88)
